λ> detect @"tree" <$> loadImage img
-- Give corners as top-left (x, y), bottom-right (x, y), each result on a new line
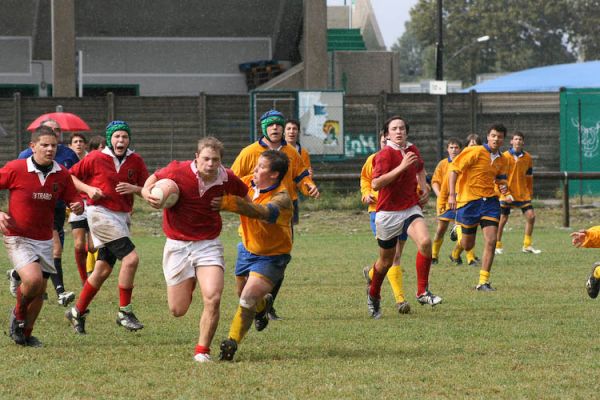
top-left (401, 0), bottom-right (579, 85)
top-left (392, 22), bottom-right (428, 82)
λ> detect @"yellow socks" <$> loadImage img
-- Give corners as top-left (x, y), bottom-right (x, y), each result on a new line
top-left (432, 239), bottom-right (443, 259)
top-left (523, 235), bottom-right (532, 248)
top-left (387, 265), bottom-right (405, 303)
top-left (452, 244), bottom-right (463, 259)
top-left (594, 265), bottom-right (600, 279)
top-left (466, 250), bottom-right (477, 264)
top-left (496, 241), bottom-right (503, 250)
top-left (479, 270), bottom-right (490, 286)
top-left (368, 265), bottom-right (405, 303)
top-left (228, 305), bottom-right (255, 344)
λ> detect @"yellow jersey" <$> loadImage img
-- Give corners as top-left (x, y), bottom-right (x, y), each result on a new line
top-left (582, 226), bottom-right (600, 248)
top-left (431, 157), bottom-right (451, 215)
top-left (360, 153), bottom-right (379, 213)
top-left (499, 148), bottom-right (533, 202)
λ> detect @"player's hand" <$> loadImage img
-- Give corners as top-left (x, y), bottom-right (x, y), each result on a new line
top-left (570, 230), bottom-right (587, 247)
top-left (210, 196), bottom-right (223, 211)
top-left (87, 186), bottom-right (104, 201)
top-left (0, 212), bottom-right (14, 234)
top-left (69, 202), bottom-right (84, 215)
top-left (141, 185), bottom-right (162, 209)
top-left (116, 182), bottom-right (139, 195)
top-left (362, 193), bottom-right (375, 205)
top-left (448, 193), bottom-right (457, 210)
top-left (418, 189), bottom-right (430, 208)
top-left (399, 151), bottom-right (418, 171)
top-left (306, 183), bottom-right (320, 199)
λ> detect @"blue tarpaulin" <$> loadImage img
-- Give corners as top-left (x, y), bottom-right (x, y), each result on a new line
top-left (463, 61), bottom-right (600, 93)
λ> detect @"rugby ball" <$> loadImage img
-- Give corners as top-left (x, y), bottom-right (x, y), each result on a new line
top-left (150, 178), bottom-right (180, 209)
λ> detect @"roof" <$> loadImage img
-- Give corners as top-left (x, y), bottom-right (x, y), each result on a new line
top-left (464, 61), bottom-right (600, 93)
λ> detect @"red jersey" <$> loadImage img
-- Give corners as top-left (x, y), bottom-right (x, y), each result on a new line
top-left (0, 158), bottom-right (82, 240)
top-left (70, 148), bottom-right (149, 213)
top-left (373, 142), bottom-right (424, 212)
top-left (154, 161), bottom-right (248, 241)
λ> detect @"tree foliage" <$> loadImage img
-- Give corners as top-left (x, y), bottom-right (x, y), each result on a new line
top-left (393, 0), bottom-right (597, 85)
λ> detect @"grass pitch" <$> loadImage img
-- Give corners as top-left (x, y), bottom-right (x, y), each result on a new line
top-left (1, 201), bottom-right (600, 399)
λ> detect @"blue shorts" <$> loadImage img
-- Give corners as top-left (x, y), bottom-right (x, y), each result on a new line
top-left (438, 209), bottom-right (456, 221)
top-left (456, 197), bottom-right (501, 228)
top-left (234, 243), bottom-right (290, 284)
top-left (370, 212), bottom-right (407, 241)
top-left (500, 200), bottom-right (533, 215)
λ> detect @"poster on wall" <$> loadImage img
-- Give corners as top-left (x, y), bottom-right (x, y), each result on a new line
top-left (297, 91), bottom-right (344, 155)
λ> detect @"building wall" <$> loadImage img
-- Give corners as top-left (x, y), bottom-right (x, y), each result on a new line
top-left (331, 51), bottom-right (399, 94)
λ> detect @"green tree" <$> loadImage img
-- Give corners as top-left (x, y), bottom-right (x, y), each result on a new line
top-left (403, 0), bottom-right (578, 85)
top-left (570, 0), bottom-right (600, 60)
top-left (391, 22), bottom-right (427, 82)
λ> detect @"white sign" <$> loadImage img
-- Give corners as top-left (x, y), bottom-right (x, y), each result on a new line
top-left (429, 80), bottom-right (447, 95)
top-left (298, 91), bottom-right (344, 156)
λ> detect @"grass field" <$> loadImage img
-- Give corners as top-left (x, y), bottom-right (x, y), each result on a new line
top-left (1, 200), bottom-right (600, 399)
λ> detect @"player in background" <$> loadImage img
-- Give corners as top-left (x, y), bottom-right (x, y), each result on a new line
top-left (141, 137), bottom-right (248, 363)
top-left (66, 121), bottom-right (149, 334)
top-left (495, 131), bottom-right (541, 255)
top-left (571, 226), bottom-right (600, 298)
top-left (284, 118), bottom-right (312, 227)
top-left (448, 124), bottom-right (512, 291)
top-left (216, 150), bottom-right (293, 361)
top-left (447, 134), bottom-right (481, 266)
top-left (1, 126), bottom-right (83, 346)
top-left (360, 130), bottom-right (410, 314)
top-left (431, 138), bottom-right (463, 265)
top-left (67, 132), bottom-right (94, 284)
top-left (367, 116), bottom-right (442, 319)
top-left (6, 119), bottom-right (79, 307)
top-left (231, 110), bottom-right (319, 322)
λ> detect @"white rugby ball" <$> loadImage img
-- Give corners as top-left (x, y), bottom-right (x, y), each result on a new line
top-left (151, 178), bottom-right (180, 209)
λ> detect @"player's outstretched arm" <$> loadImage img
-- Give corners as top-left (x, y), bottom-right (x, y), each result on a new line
top-left (214, 192), bottom-right (292, 222)
top-left (141, 174), bottom-right (162, 209)
top-left (572, 226), bottom-right (600, 248)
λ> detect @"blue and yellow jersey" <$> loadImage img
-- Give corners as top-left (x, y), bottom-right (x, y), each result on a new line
top-left (449, 144), bottom-right (510, 208)
top-left (360, 153), bottom-right (378, 213)
top-left (221, 175), bottom-right (293, 256)
top-left (231, 138), bottom-right (314, 202)
top-left (432, 157), bottom-right (451, 215)
top-left (499, 148), bottom-right (533, 202)
top-left (582, 226), bottom-right (600, 248)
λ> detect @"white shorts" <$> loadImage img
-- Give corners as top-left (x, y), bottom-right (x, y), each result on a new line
top-left (375, 205), bottom-right (423, 241)
top-left (162, 238), bottom-right (225, 286)
top-left (68, 200), bottom-right (88, 223)
top-left (3, 236), bottom-right (55, 274)
top-left (87, 205), bottom-right (130, 249)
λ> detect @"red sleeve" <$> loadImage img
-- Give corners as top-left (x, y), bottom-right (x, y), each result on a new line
top-left (0, 162), bottom-right (17, 190)
top-left (154, 160), bottom-right (179, 180)
top-left (69, 153), bottom-right (90, 180)
top-left (226, 169), bottom-right (249, 197)
top-left (372, 149), bottom-right (390, 179)
top-left (410, 145), bottom-right (424, 173)
top-left (60, 170), bottom-right (83, 206)
top-left (135, 156), bottom-right (149, 186)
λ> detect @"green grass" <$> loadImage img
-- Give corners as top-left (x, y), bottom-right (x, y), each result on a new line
top-left (1, 200), bottom-right (600, 399)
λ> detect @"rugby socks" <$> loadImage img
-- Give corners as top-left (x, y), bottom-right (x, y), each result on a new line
top-left (195, 345), bottom-right (210, 356)
top-left (452, 244), bottom-right (463, 259)
top-left (387, 265), bottom-right (405, 303)
top-left (75, 248), bottom-right (88, 285)
top-left (86, 251), bottom-right (97, 274)
top-left (369, 265), bottom-right (386, 299)
top-left (523, 235), bottom-right (532, 248)
top-left (594, 265), bottom-right (600, 280)
top-left (479, 270), bottom-right (490, 286)
top-left (50, 257), bottom-right (65, 295)
top-left (432, 239), bottom-right (443, 259)
top-left (76, 280), bottom-right (99, 312)
top-left (466, 250), bottom-right (477, 264)
top-left (415, 252), bottom-right (431, 295)
top-left (270, 276), bottom-right (283, 302)
top-left (119, 286), bottom-right (133, 308)
top-left (496, 241), bottom-right (503, 250)
top-left (15, 286), bottom-right (32, 321)
top-left (228, 305), bottom-right (254, 344)
top-left (367, 265), bottom-right (405, 302)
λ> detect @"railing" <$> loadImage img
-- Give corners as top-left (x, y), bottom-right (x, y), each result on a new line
top-left (313, 171), bottom-right (600, 228)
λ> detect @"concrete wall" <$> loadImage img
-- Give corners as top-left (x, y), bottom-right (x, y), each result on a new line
top-left (351, 0), bottom-right (386, 50)
top-left (331, 51), bottom-right (399, 94)
top-left (327, 6), bottom-right (350, 29)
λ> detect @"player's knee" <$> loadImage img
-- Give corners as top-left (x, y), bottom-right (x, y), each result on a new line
top-left (419, 238), bottom-right (432, 254)
top-left (203, 291), bottom-right (222, 310)
top-left (239, 296), bottom-right (256, 310)
top-left (74, 240), bottom-right (87, 253)
top-left (169, 304), bottom-right (189, 318)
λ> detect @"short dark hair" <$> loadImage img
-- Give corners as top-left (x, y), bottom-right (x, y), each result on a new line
top-left (465, 133), bottom-right (482, 145)
top-left (447, 137), bottom-right (462, 148)
top-left (488, 123), bottom-right (507, 137)
top-left (31, 125), bottom-right (57, 143)
top-left (285, 119), bottom-right (300, 129)
top-left (512, 131), bottom-right (525, 140)
top-left (69, 132), bottom-right (87, 144)
top-left (383, 116), bottom-right (409, 135)
top-left (88, 135), bottom-right (106, 150)
top-left (261, 150), bottom-right (289, 181)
